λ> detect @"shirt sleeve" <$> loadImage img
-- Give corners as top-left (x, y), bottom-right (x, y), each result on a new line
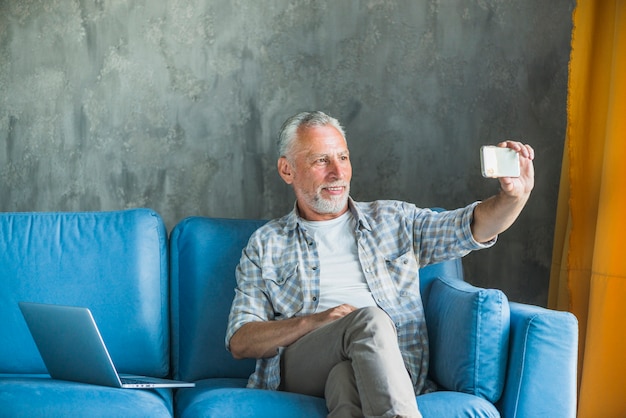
top-left (457, 201), bottom-right (498, 249)
top-left (414, 201), bottom-right (496, 267)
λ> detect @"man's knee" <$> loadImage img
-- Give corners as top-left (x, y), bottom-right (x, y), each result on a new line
top-left (354, 306), bottom-right (395, 327)
top-left (347, 306), bottom-right (398, 341)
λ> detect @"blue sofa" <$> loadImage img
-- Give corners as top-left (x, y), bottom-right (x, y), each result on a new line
top-left (1, 209), bottom-right (578, 417)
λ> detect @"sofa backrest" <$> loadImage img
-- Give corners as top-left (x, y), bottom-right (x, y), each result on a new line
top-left (170, 216), bottom-right (267, 382)
top-left (0, 209), bottom-right (170, 377)
top-left (169, 216), bottom-right (464, 382)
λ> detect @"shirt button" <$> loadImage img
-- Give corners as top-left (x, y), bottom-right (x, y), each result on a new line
top-left (312, 296), bottom-right (317, 302)
top-left (312, 266), bottom-right (318, 271)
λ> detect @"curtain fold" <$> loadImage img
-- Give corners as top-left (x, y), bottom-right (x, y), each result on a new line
top-left (549, 1), bottom-right (626, 417)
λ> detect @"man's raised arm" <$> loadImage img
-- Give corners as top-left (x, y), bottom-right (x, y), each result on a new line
top-left (471, 141), bottom-right (535, 243)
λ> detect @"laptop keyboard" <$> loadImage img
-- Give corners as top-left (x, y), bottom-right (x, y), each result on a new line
top-left (121, 377), bottom-right (149, 385)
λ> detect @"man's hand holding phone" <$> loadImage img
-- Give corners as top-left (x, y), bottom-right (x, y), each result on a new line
top-left (481, 141), bottom-right (535, 199)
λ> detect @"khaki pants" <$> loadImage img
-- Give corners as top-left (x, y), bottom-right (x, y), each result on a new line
top-left (281, 307), bottom-right (422, 418)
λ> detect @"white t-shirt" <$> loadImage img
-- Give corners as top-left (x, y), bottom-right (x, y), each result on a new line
top-left (300, 211), bottom-right (377, 312)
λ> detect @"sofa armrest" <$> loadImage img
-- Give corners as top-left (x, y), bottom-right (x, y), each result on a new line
top-left (497, 302), bottom-right (578, 418)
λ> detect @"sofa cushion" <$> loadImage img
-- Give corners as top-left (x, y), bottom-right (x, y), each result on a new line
top-left (417, 391), bottom-right (500, 417)
top-left (170, 217), bottom-right (266, 382)
top-left (0, 209), bottom-right (170, 376)
top-left (0, 375), bottom-right (173, 418)
top-left (175, 378), bottom-right (328, 418)
top-left (174, 379), bottom-right (500, 418)
top-left (425, 277), bottom-right (510, 403)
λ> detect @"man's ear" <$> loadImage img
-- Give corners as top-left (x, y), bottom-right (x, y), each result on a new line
top-left (278, 157), bottom-right (294, 184)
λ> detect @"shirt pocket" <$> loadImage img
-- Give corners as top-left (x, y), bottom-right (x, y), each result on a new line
top-left (384, 250), bottom-right (421, 297)
top-left (262, 262), bottom-right (304, 319)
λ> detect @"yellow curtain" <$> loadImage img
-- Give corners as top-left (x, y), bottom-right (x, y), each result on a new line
top-left (549, 1), bottom-right (626, 417)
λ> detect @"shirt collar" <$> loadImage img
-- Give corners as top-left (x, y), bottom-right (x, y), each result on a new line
top-left (283, 197), bottom-right (372, 232)
top-left (348, 198), bottom-right (373, 231)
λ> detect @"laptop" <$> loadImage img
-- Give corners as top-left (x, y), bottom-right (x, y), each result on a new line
top-left (19, 301), bottom-right (195, 389)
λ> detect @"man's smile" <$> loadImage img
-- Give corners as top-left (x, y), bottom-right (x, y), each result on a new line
top-left (322, 185), bottom-right (348, 195)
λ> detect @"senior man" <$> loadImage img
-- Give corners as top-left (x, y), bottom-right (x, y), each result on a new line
top-left (226, 111), bottom-right (534, 418)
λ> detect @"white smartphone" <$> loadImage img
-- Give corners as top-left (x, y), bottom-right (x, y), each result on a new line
top-left (480, 146), bottom-right (520, 178)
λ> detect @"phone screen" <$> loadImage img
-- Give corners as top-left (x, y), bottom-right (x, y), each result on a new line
top-left (480, 146), bottom-right (520, 178)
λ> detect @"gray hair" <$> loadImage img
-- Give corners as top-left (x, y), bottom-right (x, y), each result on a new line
top-left (277, 111), bottom-right (346, 160)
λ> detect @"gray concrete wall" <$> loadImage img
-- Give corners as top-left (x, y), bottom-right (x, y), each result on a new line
top-left (0, 0), bottom-right (574, 306)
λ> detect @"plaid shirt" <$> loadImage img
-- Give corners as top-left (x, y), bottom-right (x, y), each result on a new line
top-left (226, 198), bottom-right (494, 393)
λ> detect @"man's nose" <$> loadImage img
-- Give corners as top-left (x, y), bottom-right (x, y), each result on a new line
top-left (328, 158), bottom-right (347, 179)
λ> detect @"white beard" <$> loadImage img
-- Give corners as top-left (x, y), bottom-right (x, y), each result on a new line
top-left (308, 184), bottom-right (350, 215)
